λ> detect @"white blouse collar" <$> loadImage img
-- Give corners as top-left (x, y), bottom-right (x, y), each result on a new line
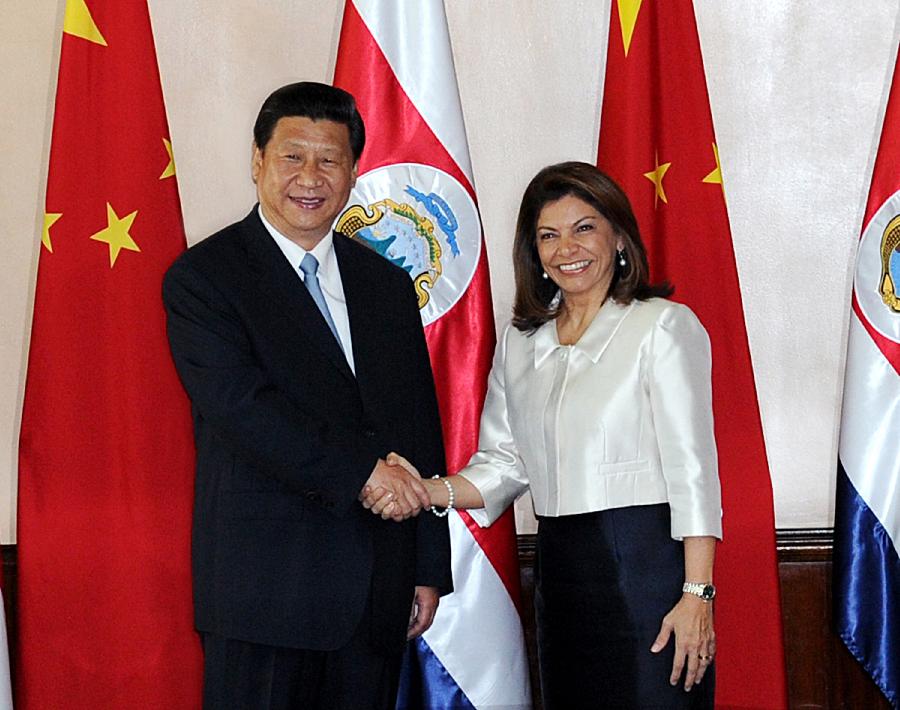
top-left (533, 298), bottom-right (635, 368)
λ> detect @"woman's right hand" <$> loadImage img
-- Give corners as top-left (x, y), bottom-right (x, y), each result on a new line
top-left (378, 453), bottom-right (488, 512)
top-left (650, 594), bottom-right (715, 691)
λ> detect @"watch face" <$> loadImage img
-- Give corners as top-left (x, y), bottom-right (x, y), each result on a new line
top-left (701, 584), bottom-right (716, 600)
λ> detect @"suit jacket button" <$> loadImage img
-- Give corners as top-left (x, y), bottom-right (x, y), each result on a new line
top-left (363, 428), bottom-right (376, 438)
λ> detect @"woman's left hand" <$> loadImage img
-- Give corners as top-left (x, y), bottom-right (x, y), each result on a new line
top-left (650, 594), bottom-right (716, 691)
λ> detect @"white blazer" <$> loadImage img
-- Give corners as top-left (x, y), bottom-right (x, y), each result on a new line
top-left (461, 297), bottom-right (723, 540)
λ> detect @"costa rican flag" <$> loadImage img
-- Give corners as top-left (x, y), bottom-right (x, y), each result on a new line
top-left (334, 2), bottom-right (531, 709)
top-left (834, 45), bottom-right (900, 710)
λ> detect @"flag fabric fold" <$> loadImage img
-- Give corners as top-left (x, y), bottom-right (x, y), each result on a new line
top-left (834, 44), bottom-right (900, 710)
top-left (596, 2), bottom-right (788, 707)
top-left (334, 2), bottom-right (531, 708)
top-left (17, 1), bottom-right (200, 707)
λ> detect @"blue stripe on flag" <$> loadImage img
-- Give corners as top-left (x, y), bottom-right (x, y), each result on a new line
top-left (396, 637), bottom-right (476, 710)
top-left (834, 463), bottom-right (900, 708)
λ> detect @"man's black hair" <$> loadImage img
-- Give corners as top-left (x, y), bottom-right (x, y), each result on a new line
top-left (253, 82), bottom-right (365, 162)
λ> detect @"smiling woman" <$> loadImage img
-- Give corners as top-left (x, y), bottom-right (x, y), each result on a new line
top-left (369, 162), bottom-right (724, 708)
top-left (535, 195), bottom-right (622, 343)
top-left (510, 162), bottom-right (672, 334)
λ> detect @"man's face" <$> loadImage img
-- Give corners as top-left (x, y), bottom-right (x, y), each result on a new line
top-left (252, 116), bottom-right (357, 249)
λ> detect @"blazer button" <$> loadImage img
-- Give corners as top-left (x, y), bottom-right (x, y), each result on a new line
top-left (363, 428), bottom-right (376, 438)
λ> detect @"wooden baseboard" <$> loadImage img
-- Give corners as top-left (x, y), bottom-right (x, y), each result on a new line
top-left (776, 527), bottom-right (834, 559)
top-left (2, 530), bottom-right (893, 709)
top-left (1, 543), bottom-right (16, 691)
top-left (774, 529), bottom-right (890, 709)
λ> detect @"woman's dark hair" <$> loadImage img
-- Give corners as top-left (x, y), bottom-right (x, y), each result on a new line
top-left (253, 82), bottom-right (366, 162)
top-left (511, 161), bottom-right (672, 332)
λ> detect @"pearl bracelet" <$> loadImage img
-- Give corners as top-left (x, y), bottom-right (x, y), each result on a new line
top-left (430, 475), bottom-right (455, 518)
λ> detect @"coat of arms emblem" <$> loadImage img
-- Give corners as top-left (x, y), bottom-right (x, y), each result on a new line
top-left (856, 191), bottom-right (900, 343)
top-left (336, 163), bottom-right (481, 326)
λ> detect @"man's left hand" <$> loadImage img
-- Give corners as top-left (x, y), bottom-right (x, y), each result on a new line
top-left (407, 586), bottom-right (440, 639)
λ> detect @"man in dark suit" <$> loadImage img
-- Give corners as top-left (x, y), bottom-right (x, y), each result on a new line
top-left (162, 82), bottom-right (451, 710)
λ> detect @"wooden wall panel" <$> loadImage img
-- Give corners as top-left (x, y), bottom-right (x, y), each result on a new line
top-left (777, 530), bottom-right (890, 709)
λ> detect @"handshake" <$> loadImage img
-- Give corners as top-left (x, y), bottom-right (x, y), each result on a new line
top-left (358, 453), bottom-right (434, 522)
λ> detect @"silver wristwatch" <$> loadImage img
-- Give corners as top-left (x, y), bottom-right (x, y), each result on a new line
top-left (682, 582), bottom-right (716, 601)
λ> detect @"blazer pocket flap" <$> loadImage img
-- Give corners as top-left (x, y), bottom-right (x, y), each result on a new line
top-left (596, 459), bottom-right (650, 476)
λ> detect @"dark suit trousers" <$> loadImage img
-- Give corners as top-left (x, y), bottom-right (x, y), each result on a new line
top-left (201, 609), bottom-right (403, 710)
top-left (201, 516), bottom-right (409, 710)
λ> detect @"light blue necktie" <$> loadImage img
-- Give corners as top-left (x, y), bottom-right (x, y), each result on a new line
top-left (299, 253), bottom-right (343, 352)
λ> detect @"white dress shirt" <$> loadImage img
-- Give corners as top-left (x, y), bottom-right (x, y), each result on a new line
top-left (258, 206), bottom-right (355, 374)
top-left (461, 297), bottom-right (723, 541)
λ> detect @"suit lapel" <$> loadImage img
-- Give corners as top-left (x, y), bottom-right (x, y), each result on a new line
top-left (334, 234), bottom-right (384, 397)
top-left (240, 209), bottom-right (355, 383)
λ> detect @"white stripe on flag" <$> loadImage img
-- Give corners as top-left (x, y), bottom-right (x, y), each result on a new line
top-left (351, 0), bottom-right (475, 184)
top-left (839, 312), bottom-right (900, 549)
top-left (423, 512), bottom-right (531, 709)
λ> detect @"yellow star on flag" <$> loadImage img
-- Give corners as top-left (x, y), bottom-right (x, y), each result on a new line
top-left (42, 212), bottom-right (62, 253)
top-left (702, 142), bottom-right (726, 198)
top-left (618, 0), bottom-right (644, 57)
top-left (160, 138), bottom-right (176, 179)
top-left (643, 153), bottom-right (672, 207)
top-left (90, 203), bottom-right (141, 267)
top-left (63, 0), bottom-right (107, 46)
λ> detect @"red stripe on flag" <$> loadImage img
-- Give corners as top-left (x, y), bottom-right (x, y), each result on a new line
top-left (334, 1), bottom-right (474, 196)
top-left (426, 250), bottom-right (524, 613)
top-left (864, 51), bottom-right (900, 227)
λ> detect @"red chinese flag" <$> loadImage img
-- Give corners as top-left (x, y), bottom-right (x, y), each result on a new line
top-left (597, 2), bottom-right (788, 708)
top-left (17, 1), bottom-right (201, 707)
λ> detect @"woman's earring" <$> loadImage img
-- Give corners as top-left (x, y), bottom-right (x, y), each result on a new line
top-left (542, 271), bottom-right (549, 279)
top-left (617, 249), bottom-right (626, 268)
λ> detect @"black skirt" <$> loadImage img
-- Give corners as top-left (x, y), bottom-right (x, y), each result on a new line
top-left (535, 504), bottom-right (715, 710)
